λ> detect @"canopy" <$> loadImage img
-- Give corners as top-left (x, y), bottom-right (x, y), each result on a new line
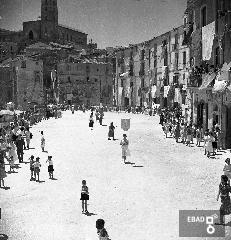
top-left (0, 110), bottom-right (14, 116)
top-left (199, 73), bottom-right (216, 90)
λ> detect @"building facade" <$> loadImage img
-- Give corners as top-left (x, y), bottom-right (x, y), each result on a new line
top-left (57, 61), bottom-right (114, 107)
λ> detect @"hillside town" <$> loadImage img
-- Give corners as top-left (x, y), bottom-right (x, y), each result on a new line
top-left (1, 0), bottom-right (231, 239)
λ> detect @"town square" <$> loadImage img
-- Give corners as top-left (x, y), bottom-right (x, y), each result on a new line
top-left (1, 0), bottom-right (231, 239)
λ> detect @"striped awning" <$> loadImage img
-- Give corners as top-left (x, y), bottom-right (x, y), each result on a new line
top-left (199, 73), bottom-right (216, 90)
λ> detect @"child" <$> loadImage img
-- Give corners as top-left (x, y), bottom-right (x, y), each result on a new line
top-left (8, 156), bottom-right (15, 173)
top-left (223, 158), bottom-right (231, 185)
top-left (196, 127), bottom-right (201, 147)
top-left (29, 155), bottom-right (35, 181)
top-left (34, 157), bottom-right (41, 182)
top-left (46, 156), bottom-right (54, 179)
top-left (89, 113), bottom-right (94, 130)
top-left (96, 219), bottom-right (110, 240)
top-left (217, 175), bottom-right (231, 224)
top-left (80, 180), bottom-right (89, 214)
top-left (120, 134), bottom-right (129, 164)
top-left (41, 131), bottom-right (45, 152)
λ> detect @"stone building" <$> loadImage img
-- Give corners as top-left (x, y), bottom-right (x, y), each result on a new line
top-left (57, 60), bottom-right (114, 107)
top-left (3, 56), bottom-right (44, 110)
top-left (0, 0), bottom-right (88, 63)
top-left (0, 64), bottom-right (14, 108)
top-left (185, 0), bottom-right (231, 148)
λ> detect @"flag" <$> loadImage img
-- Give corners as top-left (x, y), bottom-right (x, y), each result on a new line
top-left (202, 21), bottom-right (215, 60)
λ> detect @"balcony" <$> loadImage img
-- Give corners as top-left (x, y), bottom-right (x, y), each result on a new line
top-left (187, 73), bottom-right (202, 88)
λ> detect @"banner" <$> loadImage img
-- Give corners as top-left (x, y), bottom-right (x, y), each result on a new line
top-left (121, 119), bottom-right (130, 131)
top-left (164, 86), bottom-right (170, 98)
top-left (202, 21), bottom-right (215, 60)
top-left (174, 88), bottom-right (181, 103)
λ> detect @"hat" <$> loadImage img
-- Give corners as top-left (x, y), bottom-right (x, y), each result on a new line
top-left (123, 134), bottom-right (127, 137)
top-left (48, 156), bottom-right (52, 159)
top-left (36, 157), bottom-right (40, 161)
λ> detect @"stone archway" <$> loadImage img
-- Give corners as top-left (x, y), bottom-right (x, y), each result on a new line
top-left (29, 30), bottom-right (34, 40)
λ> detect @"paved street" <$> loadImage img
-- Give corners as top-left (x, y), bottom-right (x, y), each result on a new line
top-left (1, 111), bottom-right (231, 240)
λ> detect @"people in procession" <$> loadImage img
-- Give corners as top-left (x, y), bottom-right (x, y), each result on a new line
top-left (80, 180), bottom-right (89, 214)
top-left (120, 134), bottom-right (129, 164)
top-left (16, 135), bottom-right (24, 163)
top-left (108, 122), bottom-right (115, 140)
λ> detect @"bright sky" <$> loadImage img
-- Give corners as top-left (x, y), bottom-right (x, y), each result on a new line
top-left (0, 0), bottom-right (187, 48)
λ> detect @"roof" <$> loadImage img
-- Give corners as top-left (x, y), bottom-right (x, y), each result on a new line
top-left (58, 24), bottom-right (87, 35)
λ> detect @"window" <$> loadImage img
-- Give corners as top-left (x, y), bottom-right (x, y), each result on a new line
top-left (215, 47), bottom-right (220, 67)
top-left (67, 76), bottom-right (71, 82)
top-left (183, 51), bottom-right (187, 66)
top-left (45, 7), bottom-right (47, 11)
top-left (175, 34), bottom-right (178, 45)
top-left (175, 52), bottom-right (179, 68)
top-left (184, 16), bottom-right (187, 26)
top-left (29, 30), bottom-right (34, 40)
top-left (67, 34), bottom-right (69, 41)
top-left (87, 77), bottom-right (90, 82)
top-left (95, 79), bottom-right (98, 82)
top-left (201, 6), bottom-right (207, 27)
top-left (21, 60), bottom-right (26, 68)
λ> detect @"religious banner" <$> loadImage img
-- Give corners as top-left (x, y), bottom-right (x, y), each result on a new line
top-left (202, 21), bottom-right (215, 60)
top-left (121, 119), bottom-right (130, 131)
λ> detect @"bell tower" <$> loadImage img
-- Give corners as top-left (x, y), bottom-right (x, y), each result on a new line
top-left (41, 0), bottom-right (58, 41)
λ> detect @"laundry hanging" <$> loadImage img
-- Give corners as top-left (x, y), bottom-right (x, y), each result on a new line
top-left (202, 21), bottom-right (215, 61)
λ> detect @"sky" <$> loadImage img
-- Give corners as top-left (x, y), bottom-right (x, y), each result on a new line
top-left (0, 0), bottom-right (187, 48)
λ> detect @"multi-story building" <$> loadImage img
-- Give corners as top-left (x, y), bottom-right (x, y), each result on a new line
top-left (0, 64), bottom-right (14, 108)
top-left (57, 60), bottom-right (113, 107)
top-left (184, 0), bottom-right (231, 148)
top-left (2, 56), bottom-right (44, 109)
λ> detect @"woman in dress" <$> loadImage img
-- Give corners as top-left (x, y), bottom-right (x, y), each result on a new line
top-left (217, 175), bottom-right (231, 224)
top-left (108, 122), bottom-right (115, 140)
top-left (96, 219), bottom-right (110, 240)
top-left (80, 180), bottom-right (89, 214)
top-left (205, 132), bottom-right (214, 158)
top-left (120, 134), bottom-right (129, 164)
top-left (89, 113), bottom-right (94, 130)
top-left (41, 131), bottom-right (45, 152)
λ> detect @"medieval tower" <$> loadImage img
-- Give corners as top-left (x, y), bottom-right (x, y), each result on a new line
top-left (41, 0), bottom-right (58, 41)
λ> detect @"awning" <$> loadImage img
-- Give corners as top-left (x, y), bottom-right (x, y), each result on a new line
top-left (199, 73), bottom-right (216, 90)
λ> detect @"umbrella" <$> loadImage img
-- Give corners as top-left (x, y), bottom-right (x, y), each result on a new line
top-left (0, 110), bottom-right (14, 116)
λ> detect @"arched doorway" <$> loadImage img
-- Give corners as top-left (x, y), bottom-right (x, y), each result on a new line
top-left (197, 101), bottom-right (208, 129)
top-left (29, 30), bottom-right (34, 40)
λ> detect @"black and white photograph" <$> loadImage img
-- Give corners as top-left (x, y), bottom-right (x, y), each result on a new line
top-left (1, 0), bottom-right (231, 239)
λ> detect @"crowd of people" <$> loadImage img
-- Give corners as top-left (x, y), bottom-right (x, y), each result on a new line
top-left (0, 107), bottom-right (61, 189)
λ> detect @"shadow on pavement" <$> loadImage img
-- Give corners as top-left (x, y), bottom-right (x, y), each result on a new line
top-left (37, 180), bottom-right (45, 183)
top-left (133, 165), bottom-right (144, 168)
top-left (13, 165), bottom-right (21, 169)
top-left (43, 151), bottom-right (48, 153)
top-left (7, 171), bottom-right (18, 174)
top-left (125, 162), bottom-right (135, 165)
top-left (51, 178), bottom-right (58, 180)
top-left (29, 147), bottom-right (35, 150)
top-left (85, 212), bottom-right (97, 216)
top-left (101, 124), bottom-right (107, 127)
top-left (0, 234), bottom-right (8, 240)
top-left (0, 186), bottom-right (10, 190)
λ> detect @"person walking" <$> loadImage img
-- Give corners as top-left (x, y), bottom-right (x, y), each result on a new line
top-left (89, 113), bottom-right (94, 130)
top-left (223, 158), bottom-right (231, 185)
top-left (217, 175), bottom-right (231, 224)
top-left (108, 122), bottom-right (115, 140)
top-left (80, 180), bottom-right (89, 214)
top-left (16, 135), bottom-right (24, 163)
top-left (175, 122), bottom-right (181, 143)
top-left (196, 126), bottom-right (202, 147)
top-left (41, 131), bottom-right (45, 152)
top-left (120, 134), bottom-right (130, 164)
top-left (46, 156), bottom-right (54, 179)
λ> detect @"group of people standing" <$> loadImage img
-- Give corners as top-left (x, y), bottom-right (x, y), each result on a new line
top-left (159, 107), bottom-right (225, 158)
